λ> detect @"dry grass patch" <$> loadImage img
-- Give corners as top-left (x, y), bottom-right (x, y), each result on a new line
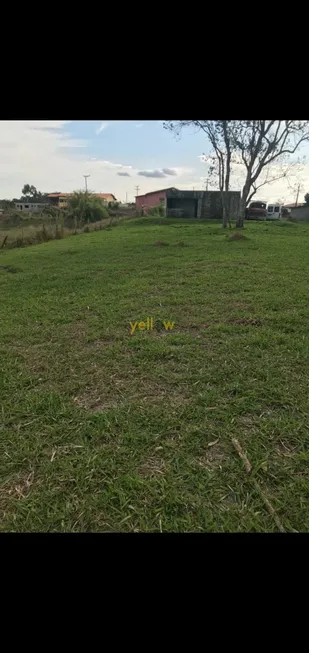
top-left (139, 453), bottom-right (167, 478)
top-left (195, 440), bottom-right (226, 471)
top-left (0, 471), bottom-right (35, 520)
top-left (228, 232), bottom-right (248, 241)
top-left (228, 317), bottom-right (264, 326)
top-left (75, 384), bottom-right (193, 414)
top-left (229, 301), bottom-right (252, 310)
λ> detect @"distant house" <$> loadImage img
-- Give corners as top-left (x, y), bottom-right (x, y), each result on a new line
top-left (97, 193), bottom-right (117, 203)
top-left (287, 203), bottom-right (309, 220)
top-left (14, 202), bottom-right (50, 213)
top-left (47, 193), bottom-right (72, 208)
top-left (47, 192), bottom-right (117, 208)
top-left (283, 202), bottom-right (306, 209)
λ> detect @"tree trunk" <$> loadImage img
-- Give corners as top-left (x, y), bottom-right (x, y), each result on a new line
top-left (236, 185), bottom-right (250, 228)
top-left (222, 204), bottom-right (228, 228)
top-left (221, 190), bottom-right (229, 228)
top-left (236, 198), bottom-right (246, 228)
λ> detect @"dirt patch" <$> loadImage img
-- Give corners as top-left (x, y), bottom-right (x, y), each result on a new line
top-left (228, 233), bottom-right (248, 241)
top-left (153, 241), bottom-right (169, 247)
top-left (228, 317), bottom-right (264, 326)
top-left (84, 340), bottom-right (117, 350)
top-left (175, 241), bottom-right (186, 247)
top-left (74, 396), bottom-right (121, 413)
top-left (229, 302), bottom-right (251, 310)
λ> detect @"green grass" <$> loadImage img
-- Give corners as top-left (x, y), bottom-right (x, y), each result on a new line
top-left (1, 217), bottom-right (309, 532)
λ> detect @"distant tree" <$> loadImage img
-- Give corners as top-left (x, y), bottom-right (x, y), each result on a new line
top-left (21, 184), bottom-right (49, 202)
top-left (305, 193), bottom-right (309, 205)
top-left (21, 184), bottom-right (36, 200)
top-left (68, 191), bottom-right (109, 224)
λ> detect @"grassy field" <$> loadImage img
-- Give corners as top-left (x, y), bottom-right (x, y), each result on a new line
top-left (1, 217), bottom-right (309, 532)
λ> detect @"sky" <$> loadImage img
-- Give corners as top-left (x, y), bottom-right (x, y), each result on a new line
top-left (1, 120), bottom-right (308, 204)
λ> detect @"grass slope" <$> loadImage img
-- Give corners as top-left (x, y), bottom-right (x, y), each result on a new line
top-left (1, 218), bottom-right (309, 532)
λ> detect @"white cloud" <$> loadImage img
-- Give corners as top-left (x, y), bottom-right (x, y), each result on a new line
top-left (96, 122), bottom-right (108, 135)
top-left (0, 121), bottom-right (134, 201)
top-left (100, 160), bottom-right (132, 170)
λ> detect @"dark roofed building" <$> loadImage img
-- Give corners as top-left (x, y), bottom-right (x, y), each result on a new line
top-left (166, 189), bottom-right (241, 219)
top-left (135, 187), bottom-right (241, 219)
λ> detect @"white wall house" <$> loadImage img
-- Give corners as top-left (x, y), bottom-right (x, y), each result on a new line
top-left (14, 202), bottom-right (50, 213)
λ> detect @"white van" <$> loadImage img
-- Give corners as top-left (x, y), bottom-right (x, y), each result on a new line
top-left (267, 204), bottom-right (281, 219)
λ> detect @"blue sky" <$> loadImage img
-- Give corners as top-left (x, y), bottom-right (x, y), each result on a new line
top-left (0, 120), bottom-right (308, 203)
top-left (65, 120), bottom-right (210, 199)
top-left (68, 120), bottom-right (208, 163)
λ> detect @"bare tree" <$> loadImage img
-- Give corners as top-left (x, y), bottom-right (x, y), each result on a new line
top-left (230, 121), bottom-right (309, 227)
top-left (164, 120), bottom-right (309, 228)
top-left (164, 121), bottom-right (234, 228)
top-left (244, 159), bottom-right (303, 205)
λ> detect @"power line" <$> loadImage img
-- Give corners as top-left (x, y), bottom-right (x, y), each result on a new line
top-left (83, 175), bottom-right (90, 192)
top-left (295, 183), bottom-right (300, 207)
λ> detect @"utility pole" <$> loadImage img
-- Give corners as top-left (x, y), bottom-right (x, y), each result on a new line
top-left (295, 183), bottom-right (300, 207)
top-left (135, 185), bottom-right (139, 196)
top-left (83, 175), bottom-right (90, 192)
top-left (126, 192), bottom-right (128, 204)
top-left (205, 179), bottom-right (209, 191)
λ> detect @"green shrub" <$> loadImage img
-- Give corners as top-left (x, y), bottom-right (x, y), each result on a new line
top-left (42, 205), bottom-right (60, 218)
top-left (68, 191), bottom-right (109, 224)
top-left (148, 204), bottom-right (166, 217)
